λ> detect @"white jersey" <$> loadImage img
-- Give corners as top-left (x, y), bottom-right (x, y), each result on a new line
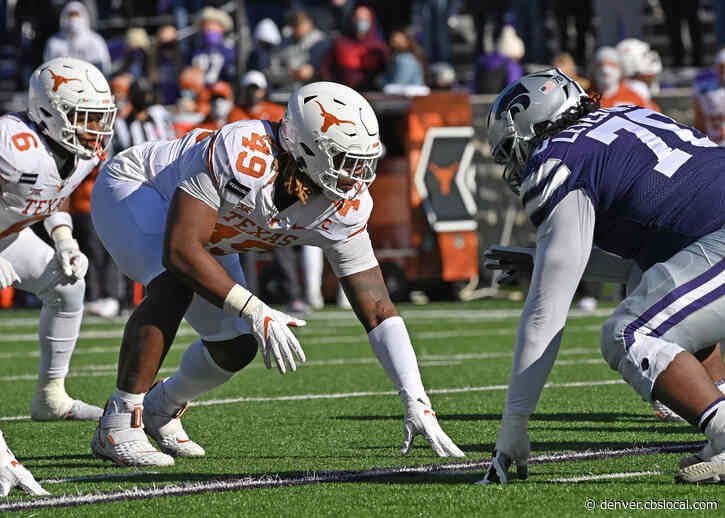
top-left (695, 85), bottom-right (725, 145)
top-left (0, 113), bottom-right (97, 242)
top-left (103, 119), bottom-right (377, 277)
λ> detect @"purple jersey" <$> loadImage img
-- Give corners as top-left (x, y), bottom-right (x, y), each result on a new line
top-left (521, 105), bottom-right (725, 269)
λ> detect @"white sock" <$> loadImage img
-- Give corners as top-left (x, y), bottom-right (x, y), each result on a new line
top-left (37, 307), bottom-right (83, 383)
top-left (704, 401), bottom-right (725, 454)
top-left (112, 388), bottom-right (145, 408)
top-left (161, 339), bottom-right (235, 411)
top-left (301, 246), bottom-right (324, 302)
top-left (368, 316), bottom-right (426, 402)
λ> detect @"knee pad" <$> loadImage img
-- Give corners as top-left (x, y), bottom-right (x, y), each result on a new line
top-left (601, 316), bottom-right (684, 402)
top-left (38, 278), bottom-right (85, 314)
top-left (204, 334), bottom-right (258, 372)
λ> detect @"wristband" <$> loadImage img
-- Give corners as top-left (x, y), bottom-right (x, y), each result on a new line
top-left (51, 225), bottom-right (73, 242)
top-left (223, 283), bottom-right (256, 316)
top-left (44, 212), bottom-right (73, 238)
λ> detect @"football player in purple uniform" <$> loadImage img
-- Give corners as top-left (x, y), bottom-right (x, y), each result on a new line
top-left (480, 69), bottom-right (725, 484)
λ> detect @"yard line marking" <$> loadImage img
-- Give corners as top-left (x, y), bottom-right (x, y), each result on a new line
top-left (0, 378), bottom-right (626, 421)
top-left (548, 470), bottom-right (663, 483)
top-left (0, 442), bottom-right (700, 512)
top-left (0, 349), bottom-right (605, 381)
top-left (0, 324), bottom-right (602, 350)
top-left (0, 307), bottom-right (614, 330)
top-left (40, 471), bottom-right (160, 484)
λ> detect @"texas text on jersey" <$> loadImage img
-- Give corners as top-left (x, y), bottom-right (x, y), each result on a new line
top-left (519, 105), bottom-right (724, 270)
top-left (0, 113), bottom-right (97, 241)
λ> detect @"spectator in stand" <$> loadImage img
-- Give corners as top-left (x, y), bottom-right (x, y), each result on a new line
top-left (172, 66), bottom-right (210, 136)
top-left (71, 167), bottom-right (125, 318)
top-left (196, 81), bottom-right (236, 131)
top-left (43, 1), bottom-right (111, 76)
top-left (429, 62), bottom-right (457, 90)
top-left (266, 11), bottom-right (329, 91)
top-left (247, 18), bottom-right (283, 76)
top-left (190, 7), bottom-right (236, 86)
top-left (383, 30), bottom-right (427, 89)
top-left (588, 47), bottom-right (649, 108)
top-left (616, 38), bottom-right (662, 111)
top-left (110, 73), bottom-right (134, 121)
top-left (415, 0), bottom-right (452, 65)
top-left (152, 25), bottom-right (185, 106)
top-left (552, 0), bottom-right (592, 67)
top-left (694, 49), bottom-right (725, 146)
top-left (115, 28), bottom-right (151, 80)
top-left (472, 25), bottom-right (524, 95)
top-left (229, 70), bottom-right (286, 123)
top-left (552, 52), bottom-right (590, 91)
top-left (594, 0), bottom-right (645, 47)
top-left (660, 1), bottom-right (703, 68)
top-left (112, 77), bottom-right (176, 154)
top-left (320, 5), bottom-right (391, 92)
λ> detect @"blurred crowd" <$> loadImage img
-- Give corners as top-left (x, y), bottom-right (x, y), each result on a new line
top-left (5, 0), bottom-right (725, 316)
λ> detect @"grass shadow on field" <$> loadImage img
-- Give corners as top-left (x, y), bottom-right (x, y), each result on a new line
top-left (335, 412), bottom-right (658, 423)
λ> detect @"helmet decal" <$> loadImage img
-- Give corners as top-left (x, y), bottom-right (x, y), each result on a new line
top-left (495, 82), bottom-right (530, 120)
top-left (45, 68), bottom-right (81, 92)
top-left (315, 100), bottom-right (355, 132)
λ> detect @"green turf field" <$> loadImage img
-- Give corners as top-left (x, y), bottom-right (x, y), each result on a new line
top-left (0, 301), bottom-right (721, 516)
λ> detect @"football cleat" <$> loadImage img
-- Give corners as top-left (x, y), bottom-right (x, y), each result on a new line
top-left (143, 379), bottom-right (205, 458)
top-left (680, 442), bottom-right (714, 470)
top-left (675, 451), bottom-right (725, 484)
top-left (91, 398), bottom-right (174, 467)
top-left (652, 400), bottom-right (686, 422)
top-left (31, 378), bottom-right (103, 421)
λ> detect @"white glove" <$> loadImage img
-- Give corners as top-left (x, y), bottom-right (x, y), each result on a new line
top-left (477, 412), bottom-right (530, 484)
top-left (401, 395), bottom-right (464, 457)
top-left (0, 256), bottom-right (19, 290)
top-left (484, 245), bottom-right (535, 285)
top-left (55, 238), bottom-right (89, 280)
top-left (242, 298), bottom-right (307, 374)
top-left (0, 433), bottom-right (49, 497)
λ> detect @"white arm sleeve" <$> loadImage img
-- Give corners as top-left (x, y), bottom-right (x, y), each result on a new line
top-left (505, 189), bottom-right (595, 416)
top-left (178, 172), bottom-right (221, 210)
top-left (323, 229), bottom-right (379, 278)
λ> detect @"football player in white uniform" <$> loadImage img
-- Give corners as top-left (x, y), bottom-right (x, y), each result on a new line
top-left (89, 81), bottom-right (463, 467)
top-left (0, 57), bottom-right (115, 422)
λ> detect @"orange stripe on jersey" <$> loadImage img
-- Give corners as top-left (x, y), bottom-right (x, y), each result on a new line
top-left (347, 223), bottom-right (367, 239)
top-left (205, 131), bottom-right (220, 186)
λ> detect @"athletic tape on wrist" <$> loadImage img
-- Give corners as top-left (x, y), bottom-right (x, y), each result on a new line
top-left (44, 212), bottom-right (73, 238)
top-left (223, 283), bottom-right (255, 316)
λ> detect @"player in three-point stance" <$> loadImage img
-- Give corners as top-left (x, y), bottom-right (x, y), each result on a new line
top-left (89, 81), bottom-right (463, 466)
top-left (0, 56), bottom-right (116, 496)
top-left (480, 68), bottom-right (725, 484)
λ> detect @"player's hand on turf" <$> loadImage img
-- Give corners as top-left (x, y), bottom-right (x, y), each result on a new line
top-left (55, 238), bottom-right (89, 281)
top-left (477, 412), bottom-right (530, 484)
top-left (243, 299), bottom-right (306, 374)
top-left (0, 256), bottom-right (19, 290)
top-left (0, 440), bottom-right (49, 496)
top-left (484, 245), bottom-right (535, 285)
top-left (401, 395), bottom-right (464, 457)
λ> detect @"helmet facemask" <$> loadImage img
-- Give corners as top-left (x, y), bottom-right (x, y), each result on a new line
top-left (312, 137), bottom-right (378, 201)
top-left (60, 104), bottom-right (117, 160)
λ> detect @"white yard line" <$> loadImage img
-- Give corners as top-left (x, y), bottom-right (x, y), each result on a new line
top-left (0, 442), bottom-right (698, 512)
top-left (548, 470), bottom-right (663, 483)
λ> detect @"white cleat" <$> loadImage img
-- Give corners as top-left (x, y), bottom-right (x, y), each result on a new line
top-left (652, 400), bottom-right (686, 422)
top-left (91, 399), bottom-right (174, 467)
top-left (31, 379), bottom-right (103, 421)
top-left (143, 379), bottom-right (205, 458)
top-left (680, 442), bottom-right (714, 470)
top-left (475, 449), bottom-right (528, 485)
top-left (676, 451), bottom-right (725, 484)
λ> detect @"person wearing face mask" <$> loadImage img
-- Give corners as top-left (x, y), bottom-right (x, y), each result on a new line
top-left (152, 25), bottom-right (184, 107)
top-left (319, 5), bottom-right (391, 92)
top-left (229, 70), bottom-right (286, 123)
top-left (588, 46), bottom-right (653, 110)
top-left (196, 81), bottom-right (236, 131)
top-left (190, 7), bottom-right (236, 86)
top-left (173, 66), bottom-right (211, 137)
top-left (43, 1), bottom-right (111, 76)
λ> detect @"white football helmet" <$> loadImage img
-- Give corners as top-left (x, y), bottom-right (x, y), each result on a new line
top-left (487, 68), bottom-right (588, 193)
top-left (616, 38), bottom-right (662, 79)
top-left (28, 57), bottom-right (116, 160)
top-left (279, 81), bottom-right (382, 201)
